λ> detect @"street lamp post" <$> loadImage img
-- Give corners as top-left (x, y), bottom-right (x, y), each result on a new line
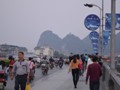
top-left (85, 0), bottom-right (116, 69)
top-left (101, 0), bottom-right (104, 56)
top-left (84, 3), bottom-right (103, 56)
top-left (110, 0), bottom-right (116, 69)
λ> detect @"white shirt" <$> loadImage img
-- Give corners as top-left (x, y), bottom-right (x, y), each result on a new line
top-left (87, 58), bottom-right (93, 68)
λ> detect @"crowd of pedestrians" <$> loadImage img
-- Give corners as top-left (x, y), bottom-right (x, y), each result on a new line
top-left (0, 51), bottom-right (103, 90)
top-left (68, 53), bottom-right (103, 90)
top-left (0, 51), bottom-right (68, 90)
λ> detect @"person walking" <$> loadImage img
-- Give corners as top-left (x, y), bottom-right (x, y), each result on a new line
top-left (81, 54), bottom-right (85, 76)
top-left (4, 65), bottom-right (9, 81)
top-left (68, 55), bottom-right (79, 88)
top-left (28, 57), bottom-right (35, 82)
top-left (77, 55), bottom-right (83, 77)
top-left (9, 56), bottom-right (15, 76)
top-left (86, 56), bottom-right (102, 90)
top-left (84, 54), bottom-right (88, 70)
top-left (86, 55), bottom-right (93, 68)
top-left (69, 52), bottom-right (73, 63)
top-left (11, 52), bottom-right (30, 90)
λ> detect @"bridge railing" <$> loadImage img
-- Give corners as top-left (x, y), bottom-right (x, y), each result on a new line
top-left (101, 62), bottom-right (120, 90)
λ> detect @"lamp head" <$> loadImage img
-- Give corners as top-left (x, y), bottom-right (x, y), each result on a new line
top-left (84, 4), bottom-right (93, 8)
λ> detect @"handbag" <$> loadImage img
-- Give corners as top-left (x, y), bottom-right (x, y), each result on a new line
top-left (26, 83), bottom-right (31, 90)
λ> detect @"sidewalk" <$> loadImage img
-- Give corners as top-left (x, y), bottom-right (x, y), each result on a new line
top-left (32, 67), bottom-right (89, 90)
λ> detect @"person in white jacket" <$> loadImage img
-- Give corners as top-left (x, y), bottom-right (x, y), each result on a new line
top-left (87, 55), bottom-right (93, 69)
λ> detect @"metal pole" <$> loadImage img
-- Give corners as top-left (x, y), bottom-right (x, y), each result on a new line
top-left (98, 10), bottom-right (102, 56)
top-left (110, 0), bottom-right (116, 69)
top-left (101, 0), bottom-right (104, 56)
top-left (84, 3), bottom-right (104, 56)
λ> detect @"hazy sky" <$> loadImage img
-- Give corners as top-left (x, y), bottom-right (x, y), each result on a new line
top-left (0, 0), bottom-right (120, 52)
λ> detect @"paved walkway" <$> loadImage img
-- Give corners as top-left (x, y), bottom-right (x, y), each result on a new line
top-left (32, 67), bottom-right (89, 90)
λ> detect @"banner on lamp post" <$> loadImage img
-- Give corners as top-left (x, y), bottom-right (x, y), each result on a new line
top-left (105, 13), bottom-right (120, 31)
top-left (103, 30), bottom-right (110, 49)
top-left (89, 31), bottom-right (99, 40)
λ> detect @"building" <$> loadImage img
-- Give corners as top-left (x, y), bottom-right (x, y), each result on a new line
top-left (0, 44), bottom-right (28, 57)
top-left (34, 46), bottom-right (54, 58)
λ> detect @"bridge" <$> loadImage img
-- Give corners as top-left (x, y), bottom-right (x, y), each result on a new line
top-left (31, 59), bottom-right (120, 90)
top-left (100, 61), bottom-right (120, 90)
